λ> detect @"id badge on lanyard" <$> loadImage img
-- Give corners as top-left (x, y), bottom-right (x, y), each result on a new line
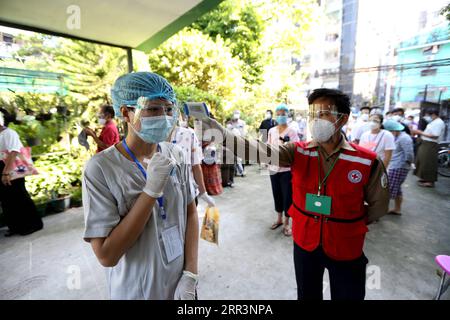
top-left (122, 139), bottom-right (183, 263)
top-left (305, 193), bottom-right (331, 215)
top-left (305, 148), bottom-right (339, 216)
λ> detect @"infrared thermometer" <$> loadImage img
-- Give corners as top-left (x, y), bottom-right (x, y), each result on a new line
top-left (183, 102), bottom-right (210, 120)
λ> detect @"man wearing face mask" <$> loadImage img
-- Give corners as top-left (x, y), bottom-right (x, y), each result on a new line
top-left (200, 88), bottom-right (389, 300)
top-left (82, 72), bottom-right (199, 300)
top-left (258, 110), bottom-right (277, 143)
top-left (351, 106), bottom-right (371, 144)
top-left (412, 110), bottom-right (445, 188)
top-left (230, 110), bottom-right (246, 136)
top-left (84, 105), bottom-right (120, 153)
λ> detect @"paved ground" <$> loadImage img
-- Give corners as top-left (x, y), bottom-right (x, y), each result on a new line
top-left (0, 165), bottom-right (449, 300)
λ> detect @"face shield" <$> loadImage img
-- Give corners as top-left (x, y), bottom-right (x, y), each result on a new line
top-left (127, 96), bottom-right (179, 144)
top-left (307, 104), bottom-right (345, 143)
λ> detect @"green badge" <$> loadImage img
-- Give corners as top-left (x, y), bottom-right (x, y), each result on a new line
top-left (305, 193), bottom-right (332, 215)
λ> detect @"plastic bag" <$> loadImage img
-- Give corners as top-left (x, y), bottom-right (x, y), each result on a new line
top-left (200, 207), bottom-right (220, 245)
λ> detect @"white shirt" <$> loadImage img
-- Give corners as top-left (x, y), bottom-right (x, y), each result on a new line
top-left (359, 129), bottom-right (396, 162)
top-left (422, 117), bottom-right (445, 143)
top-left (170, 127), bottom-right (203, 166)
top-left (82, 143), bottom-right (195, 300)
top-left (170, 126), bottom-right (203, 196)
top-left (288, 120), bottom-right (300, 135)
top-left (229, 119), bottom-right (246, 137)
top-left (352, 121), bottom-right (372, 142)
top-left (0, 127), bottom-right (23, 153)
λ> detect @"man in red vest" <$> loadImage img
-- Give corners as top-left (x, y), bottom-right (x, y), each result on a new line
top-left (202, 88), bottom-right (390, 300)
top-left (84, 105), bottom-right (120, 153)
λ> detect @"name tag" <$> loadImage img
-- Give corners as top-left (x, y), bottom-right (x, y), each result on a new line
top-left (305, 193), bottom-right (332, 215)
top-left (161, 225), bottom-right (183, 263)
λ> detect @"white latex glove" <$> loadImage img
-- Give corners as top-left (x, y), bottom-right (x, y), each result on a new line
top-left (174, 270), bottom-right (198, 300)
top-left (199, 192), bottom-right (216, 207)
top-left (143, 153), bottom-right (176, 198)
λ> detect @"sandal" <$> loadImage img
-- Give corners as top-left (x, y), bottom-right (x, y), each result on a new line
top-left (283, 226), bottom-right (292, 237)
top-left (418, 182), bottom-right (434, 188)
top-left (388, 210), bottom-right (402, 216)
top-left (270, 222), bottom-right (283, 230)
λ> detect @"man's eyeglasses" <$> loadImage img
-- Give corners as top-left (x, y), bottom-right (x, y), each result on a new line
top-left (308, 110), bottom-right (344, 119)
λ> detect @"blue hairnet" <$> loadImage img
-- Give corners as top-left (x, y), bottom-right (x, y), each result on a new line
top-left (383, 119), bottom-right (404, 131)
top-left (111, 72), bottom-right (176, 117)
top-left (275, 104), bottom-right (289, 112)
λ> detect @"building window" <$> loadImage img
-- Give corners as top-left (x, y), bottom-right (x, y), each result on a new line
top-left (419, 11), bottom-right (427, 29)
top-left (324, 49), bottom-right (339, 61)
top-left (420, 69), bottom-right (437, 77)
top-left (2, 33), bottom-right (13, 43)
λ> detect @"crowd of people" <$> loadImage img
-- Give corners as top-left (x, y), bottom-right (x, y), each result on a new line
top-left (0, 70), bottom-right (447, 301)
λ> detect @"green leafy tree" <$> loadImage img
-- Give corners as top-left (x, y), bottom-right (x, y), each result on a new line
top-left (174, 85), bottom-right (223, 120)
top-left (441, 3), bottom-right (450, 21)
top-left (148, 29), bottom-right (244, 106)
top-left (54, 39), bottom-right (128, 107)
top-left (191, 0), bottom-right (266, 86)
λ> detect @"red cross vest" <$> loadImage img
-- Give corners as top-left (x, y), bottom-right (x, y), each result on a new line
top-left (287, 141), bottom-right (377, 261)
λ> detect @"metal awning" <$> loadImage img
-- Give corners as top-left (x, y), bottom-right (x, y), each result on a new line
top-left (0, 0), bottom-right (223, 51)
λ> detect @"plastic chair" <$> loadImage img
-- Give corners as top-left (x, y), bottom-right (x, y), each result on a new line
top-left (435, 255), bottom-right (450, 300)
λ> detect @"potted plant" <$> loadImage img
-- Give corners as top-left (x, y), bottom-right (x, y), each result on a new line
top-left (33, 196), bottom-right (49, 217)
top-left (56, 105), bottom-right (68, 116)
top-left (48, 189), bottom-right (72, 213)
top-left (70, 187), bottom-right (83, 208)
top-left (19, 116), bottom-right (43, 147)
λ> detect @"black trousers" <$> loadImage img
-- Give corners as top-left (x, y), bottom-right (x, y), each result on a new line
top-left (220, 164), bottom-right (235, 187)
top-left (0, 161), bottom-right (43, 234)
top-left (293, 242), bottom-right (368, 300)
top-left (269, 171), bottom-right (292, 217)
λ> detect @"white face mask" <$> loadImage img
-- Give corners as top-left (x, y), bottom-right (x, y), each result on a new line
top-left (98, 118), bottom-right (106, 125)
top-left (0, 112), bottom-right (4, 127)
top-left (369, 121), bottom-right (380, 130)
top-left (310, 119), bottom-right (339, 143)
top-left (265, 113), bottom-right (272, 120)
top-left (424, 116), bottom-right (432, 123)
top-left (233, 113), bottom-right (240, 120)
top-left (360, 114), bottom-right (369, 122)
top-left (179, 120), bottom-right (188, 128)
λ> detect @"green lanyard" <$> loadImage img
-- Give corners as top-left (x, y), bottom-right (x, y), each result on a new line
top-left (317, 148), bottom-right (340, 196)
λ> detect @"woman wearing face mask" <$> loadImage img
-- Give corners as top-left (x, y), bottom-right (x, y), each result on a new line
top-left (359, 114), bottom-right (396, 169)
top-left (82, 72), bottom-right (199, 300)
top-left (200, 88), bottom-right (389, 300)
top-left (84, 105), bottom-right (120, 153)
top-left (383, 120), bottom-right (414, 215)
top-left (0, 108), bottom-right (43, 237)
top-left (267, 104), bottom-right (300, 236)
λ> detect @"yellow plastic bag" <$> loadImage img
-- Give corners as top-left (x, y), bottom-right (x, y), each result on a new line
top-left (200, 207), bottom-right (220, 245)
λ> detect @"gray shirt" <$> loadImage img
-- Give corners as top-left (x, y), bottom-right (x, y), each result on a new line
top-left (389, 132), bottom-right (414, 170)
top-left (82, 142), bottom-right (195, 299)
